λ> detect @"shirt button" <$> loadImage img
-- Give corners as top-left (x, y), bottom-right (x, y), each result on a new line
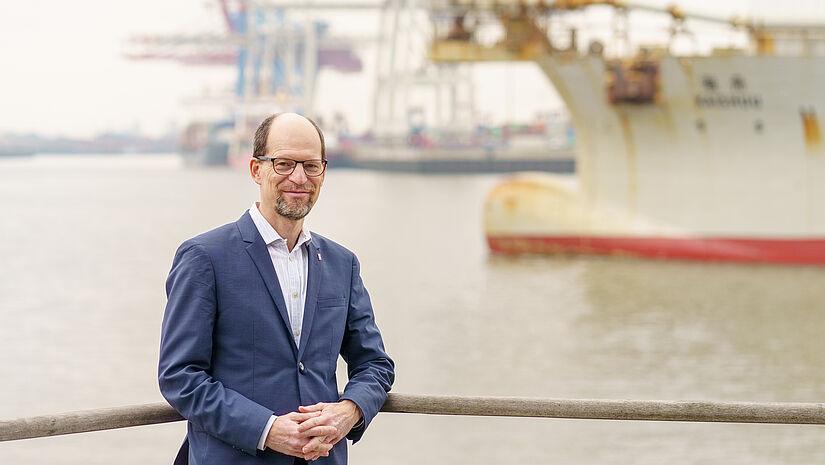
top-left (292, 292), bottom-right (298, 298)
top-left (289, 256), bottom-right (293, 261)
top-left (298, 362), bottom-right (306, 373)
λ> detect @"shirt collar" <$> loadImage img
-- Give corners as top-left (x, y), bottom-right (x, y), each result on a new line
top-left (249, 202), bottom-right (312, 248)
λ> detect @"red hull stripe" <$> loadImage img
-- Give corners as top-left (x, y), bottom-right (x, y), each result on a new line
top-left (487, 235), bottom-right (825, 264)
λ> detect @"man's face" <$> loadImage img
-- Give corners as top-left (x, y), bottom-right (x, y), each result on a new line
top-left (252, 115), bottom-right (325, 221)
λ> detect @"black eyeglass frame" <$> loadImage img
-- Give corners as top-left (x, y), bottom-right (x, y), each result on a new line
top-left (253, 156), bottom-right (328, 177)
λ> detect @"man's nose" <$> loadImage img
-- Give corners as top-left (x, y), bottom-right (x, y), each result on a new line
top-left (288, 163), bottom-right (308, 184)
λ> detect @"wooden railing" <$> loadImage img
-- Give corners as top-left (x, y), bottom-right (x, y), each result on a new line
top-left (2, 394), bottom-right (825, 442)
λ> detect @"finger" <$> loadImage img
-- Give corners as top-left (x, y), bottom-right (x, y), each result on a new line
top-left (298, 402), bottom-right (326, 413)
top-left (287, 411), bottom-right (322, 422)
top-left (301, 436), bottom-right (326, 455)
top-left (305, 441), bottom-right (333, 461)
top-left (303, 448), bottom-right (318, 462)
top-left (325, 434), bottom-right (345, 447)
top-left (298, 425), bottom-right (337, 438)
top-left (303, 445), bottom-right (318, 457)
top-left (319, 442), bottom-right (333, 456)
top-left (296, 415), bottom-right (321, 432)
top-left (305, 451), bottom-right (325, 462)
top-left (297, 415), bottom-right (335, 433)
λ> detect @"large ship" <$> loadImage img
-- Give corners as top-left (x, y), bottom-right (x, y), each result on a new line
top-left (430, 0), bottom-right (825, 263)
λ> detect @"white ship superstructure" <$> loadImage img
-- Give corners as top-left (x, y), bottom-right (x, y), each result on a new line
top-left (429, 1), bottom-right (825, 263)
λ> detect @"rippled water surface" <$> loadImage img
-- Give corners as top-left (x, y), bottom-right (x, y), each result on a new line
top-left (1, 154), bottom-right (824, 464)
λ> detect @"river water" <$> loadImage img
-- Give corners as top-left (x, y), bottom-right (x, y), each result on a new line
top-left (1, 154), bottom-right (823, 464)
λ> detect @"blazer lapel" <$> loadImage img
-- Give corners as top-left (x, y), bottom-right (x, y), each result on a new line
top-left (298, 240), bottom-right (322, 359)
top-left (237, 212), bottom-right (297, 355)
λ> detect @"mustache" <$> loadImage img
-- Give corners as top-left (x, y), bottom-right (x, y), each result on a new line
top-left (279, 182), bottom-right (316, 193)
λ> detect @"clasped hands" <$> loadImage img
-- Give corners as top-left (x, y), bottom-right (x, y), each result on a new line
top-left (264, 400), bottom-right (362, 462)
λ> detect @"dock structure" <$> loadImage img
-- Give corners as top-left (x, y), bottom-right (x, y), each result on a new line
top-left (2, 394), bottom-right (825, 443)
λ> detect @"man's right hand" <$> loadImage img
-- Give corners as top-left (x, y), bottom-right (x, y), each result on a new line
top-left (264, 411), bottom-right (336, 461)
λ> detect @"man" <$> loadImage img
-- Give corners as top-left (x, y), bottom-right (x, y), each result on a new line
top-left (159, 113), bottom-right (395, 464)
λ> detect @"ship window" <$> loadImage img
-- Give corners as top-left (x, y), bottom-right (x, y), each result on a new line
top-left (702, 76), bottom-right (717, 91)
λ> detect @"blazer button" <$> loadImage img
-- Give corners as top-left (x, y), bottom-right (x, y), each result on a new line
top-left (298, 362), bottom-right (306, 374)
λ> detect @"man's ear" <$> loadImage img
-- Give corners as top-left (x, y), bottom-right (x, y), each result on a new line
top-left (250, 158), bottom-right (262, 185)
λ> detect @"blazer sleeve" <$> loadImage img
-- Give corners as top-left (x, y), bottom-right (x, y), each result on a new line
top-left (338, 254), bottom-right (395, 443)
top-left (158, 241), bottom-right (274, 456)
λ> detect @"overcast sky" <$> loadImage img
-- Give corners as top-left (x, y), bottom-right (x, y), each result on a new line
top-left (1, 0), bottom-right (822, 137)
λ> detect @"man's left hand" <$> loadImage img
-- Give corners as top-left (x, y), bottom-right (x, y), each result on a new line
top-left (296, 400), bottom-right (362, 451)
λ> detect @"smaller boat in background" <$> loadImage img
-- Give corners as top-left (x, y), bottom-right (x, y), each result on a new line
top-left (329, 117), bottom-right (576, 174)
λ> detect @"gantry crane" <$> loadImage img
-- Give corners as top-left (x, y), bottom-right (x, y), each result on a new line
top-left (126, 0), bottom-right (368, 163)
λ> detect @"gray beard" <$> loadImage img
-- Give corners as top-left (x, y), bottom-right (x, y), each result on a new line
top-left (276, 195), bottom-right (313, 220)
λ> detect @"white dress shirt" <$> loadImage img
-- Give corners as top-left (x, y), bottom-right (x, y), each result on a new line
top-left (248, 202), bottom-right (311, 348)
top-left (248, 202), bottom-right (312, 450)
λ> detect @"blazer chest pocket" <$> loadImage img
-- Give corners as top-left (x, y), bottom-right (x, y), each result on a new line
top-left (317, 296), bottom-right (347, 308)
top-left (313, 296), bottom-right (348, 374)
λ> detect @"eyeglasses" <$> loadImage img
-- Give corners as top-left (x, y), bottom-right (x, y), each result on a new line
top-left (254, 156), bottom-right (327, 177)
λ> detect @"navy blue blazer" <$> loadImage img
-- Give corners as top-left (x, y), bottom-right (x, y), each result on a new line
top-left (159, 211), bottom-right (395, 464)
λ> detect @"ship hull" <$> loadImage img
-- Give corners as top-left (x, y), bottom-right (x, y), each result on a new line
top-left (330, 133), bottom-right (575, 174)
top-left (330, 153), bottom-right (574, 174)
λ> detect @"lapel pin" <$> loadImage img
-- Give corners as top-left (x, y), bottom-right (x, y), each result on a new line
top-left (317, 252), bottom-right (322, 261)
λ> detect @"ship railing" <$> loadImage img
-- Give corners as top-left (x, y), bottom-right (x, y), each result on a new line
top-left (2, 394), bottom-right (825, 443)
